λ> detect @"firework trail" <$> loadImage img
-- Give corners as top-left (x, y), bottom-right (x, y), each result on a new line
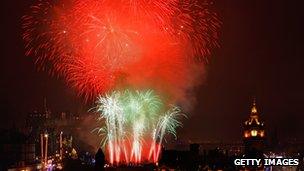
top-left (94, 89), bottom-right (184, 163)
top-left (22, 0), bottom-right (220, 164)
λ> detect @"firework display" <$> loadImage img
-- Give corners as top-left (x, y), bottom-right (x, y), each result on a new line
top-left (22, 0), bottom-right (220, 165)
top-left (93, 89), bottom-right (183, 163)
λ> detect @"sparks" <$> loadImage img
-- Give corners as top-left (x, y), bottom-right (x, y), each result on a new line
top-left (22, 0), bottom-right (220, 165)
top-left (94, 90), bottom-right (184, 164)
top-left (22, 0), bottom-right (220, 100)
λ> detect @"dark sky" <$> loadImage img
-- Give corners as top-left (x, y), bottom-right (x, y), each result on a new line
top-left (1, 0), bottom-right (304, 142)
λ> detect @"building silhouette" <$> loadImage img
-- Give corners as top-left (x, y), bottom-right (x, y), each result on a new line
top-left (243, 98), bottom-right (266, 158)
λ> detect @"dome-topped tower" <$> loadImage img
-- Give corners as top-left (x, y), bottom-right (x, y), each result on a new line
top-left (243, 98), bottom-right (266, 158)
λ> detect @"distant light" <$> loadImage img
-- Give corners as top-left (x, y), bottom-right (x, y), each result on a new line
top-left (251, 130), bottom-right (257, 137)
top-left (37, 164), bottom-right (42, 169)
top-left (260, 131), bottom-right (265, 137)
top-left (251, 106), bottom-right (257, 113)
top-left (244, 132), bottom-right (249, 138)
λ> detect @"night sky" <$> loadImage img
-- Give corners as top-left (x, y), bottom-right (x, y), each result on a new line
top-left (1, 0), bottom-right (304, 142)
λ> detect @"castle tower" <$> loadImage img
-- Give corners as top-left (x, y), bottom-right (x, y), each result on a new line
top-left (243, 98), bottom-right (265, 158)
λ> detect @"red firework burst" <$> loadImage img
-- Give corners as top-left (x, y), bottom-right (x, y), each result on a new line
top-left (22, 0), bottom-right (220, 101)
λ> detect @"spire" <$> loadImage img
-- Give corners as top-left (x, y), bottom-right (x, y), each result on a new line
top-left (250, 97), bottom-right (258, 115)
top-left (243, 97), bottom-right (265, 139)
